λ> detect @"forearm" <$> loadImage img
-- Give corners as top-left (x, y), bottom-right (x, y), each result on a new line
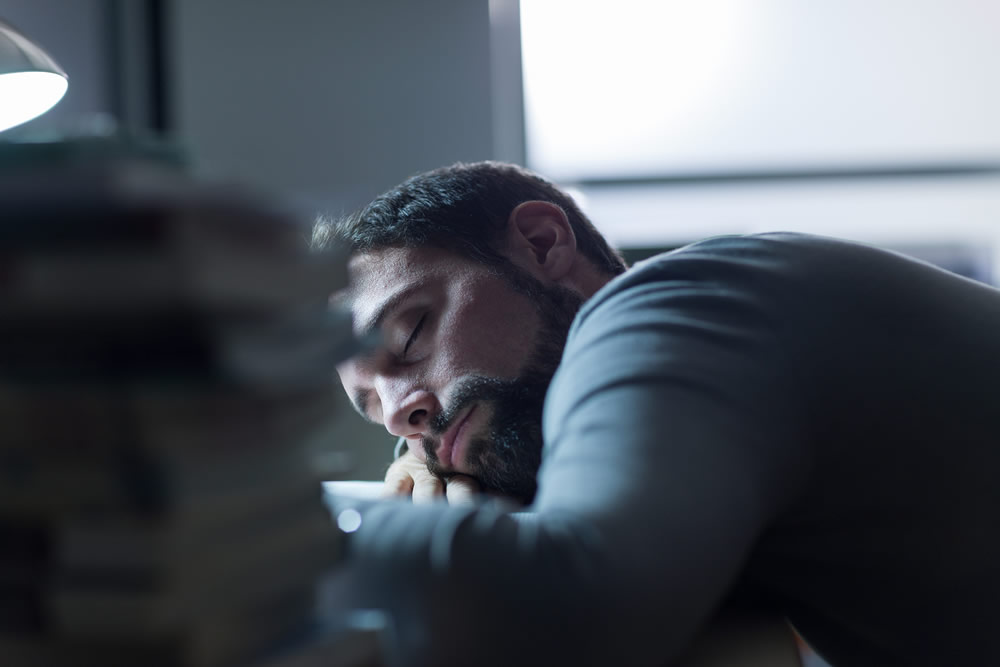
top-left (344, 501), bottom-right (616, 667)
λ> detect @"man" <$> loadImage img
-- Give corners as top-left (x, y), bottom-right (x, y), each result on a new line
top-left (319, 161), bottom-right (1000, 667)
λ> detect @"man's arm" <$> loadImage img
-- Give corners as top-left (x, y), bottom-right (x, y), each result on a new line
top-left (343, 236), bottom-right (812, 666)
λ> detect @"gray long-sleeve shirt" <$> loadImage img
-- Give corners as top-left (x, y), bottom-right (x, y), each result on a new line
top-left (345, 233), bottom-right (1000, 667)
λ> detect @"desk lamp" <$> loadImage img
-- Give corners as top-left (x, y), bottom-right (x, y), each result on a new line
top-left (0, 19), bottom-right (67, 133)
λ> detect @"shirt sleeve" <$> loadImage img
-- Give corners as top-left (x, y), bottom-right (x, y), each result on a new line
top-left (344, 235), bottom-right (814, 667)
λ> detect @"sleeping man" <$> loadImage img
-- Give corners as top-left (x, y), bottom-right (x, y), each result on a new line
top-left (319, 161), bottom-right (1000, 667)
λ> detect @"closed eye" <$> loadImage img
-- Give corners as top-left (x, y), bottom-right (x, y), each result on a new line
top-left (403, 313), bottom-right (427, 358)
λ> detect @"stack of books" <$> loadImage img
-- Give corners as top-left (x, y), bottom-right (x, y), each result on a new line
top-left (0, 138), bottom-right (376, 666)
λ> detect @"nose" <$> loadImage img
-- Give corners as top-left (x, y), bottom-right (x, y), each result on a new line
top-left (377, 378), bottom-right (438, 442)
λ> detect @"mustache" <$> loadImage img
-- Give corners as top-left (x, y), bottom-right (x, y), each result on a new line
top-left (422, 375), bottom-right (512, 468)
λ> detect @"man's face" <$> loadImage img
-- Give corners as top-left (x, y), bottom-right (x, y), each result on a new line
top-left (337, 245), bottom-right (581, 503)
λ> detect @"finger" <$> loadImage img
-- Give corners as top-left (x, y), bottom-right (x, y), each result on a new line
top-left (445, 475), bottom-right (480, 506)
top-left (382, 456), bottom-right (418, 497)
top-left (382, 468), bottom-right (415, 497)
top-left (410, 471), bottom-right (445, 503)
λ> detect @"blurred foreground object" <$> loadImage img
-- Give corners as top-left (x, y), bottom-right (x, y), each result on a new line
top-left (0, 19), bottom-right (67, 132)
top-left (0, 137), bottom-right (383, 666)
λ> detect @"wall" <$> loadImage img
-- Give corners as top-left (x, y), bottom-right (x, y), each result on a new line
top-left (171, 0), bottom-right (497, 214)
top-left (170, 0), bottom-right (503, 478)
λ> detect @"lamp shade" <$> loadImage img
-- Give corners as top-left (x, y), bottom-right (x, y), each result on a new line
top-left (0, 19), bottom-right (68, 132)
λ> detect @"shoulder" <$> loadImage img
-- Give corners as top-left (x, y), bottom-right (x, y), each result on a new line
top-left (588, 233), bottom-right (864, 308)
top-left (569, 232), bottom-right (928, 343)
top-left (542, 232), bottom-right (920, 438)
top-left (545, 234), bottom-right (838, 421)
top-left (570, 233), bottom-right (823, 341)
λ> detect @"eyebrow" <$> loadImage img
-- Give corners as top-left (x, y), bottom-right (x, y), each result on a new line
top-left (356, 282), bottom-right (426, 340)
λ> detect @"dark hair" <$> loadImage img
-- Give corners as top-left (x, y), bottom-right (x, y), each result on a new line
top-left (314, 161), bottom-right (627, 276)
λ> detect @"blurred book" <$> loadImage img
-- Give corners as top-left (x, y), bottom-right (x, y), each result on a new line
top-left (0, 136), bottom-right (379, 666)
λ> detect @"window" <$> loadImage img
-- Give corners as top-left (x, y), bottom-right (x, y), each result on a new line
top-left (519, 0), bottom-right (1000, 275)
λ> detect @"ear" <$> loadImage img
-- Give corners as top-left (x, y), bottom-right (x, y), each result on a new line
top-left (506, 200), bottom-right (577, 281)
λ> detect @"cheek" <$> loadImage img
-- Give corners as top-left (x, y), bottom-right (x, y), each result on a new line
top-left (437, 290), bottom-right (538, 378)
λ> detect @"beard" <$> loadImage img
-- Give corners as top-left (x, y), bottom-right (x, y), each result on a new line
top-left (422, 265), bottom-right (583, 505)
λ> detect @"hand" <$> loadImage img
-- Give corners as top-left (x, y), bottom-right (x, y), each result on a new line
top-left (443, 474), bottom-right (479, 505)
top-left (382, 449), bottom-right (481, 505)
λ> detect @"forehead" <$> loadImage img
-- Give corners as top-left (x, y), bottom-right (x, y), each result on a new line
top-left (347, 246), bottom-right (473, 323)
top-left (350, 245), bottom-right (462, 294)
